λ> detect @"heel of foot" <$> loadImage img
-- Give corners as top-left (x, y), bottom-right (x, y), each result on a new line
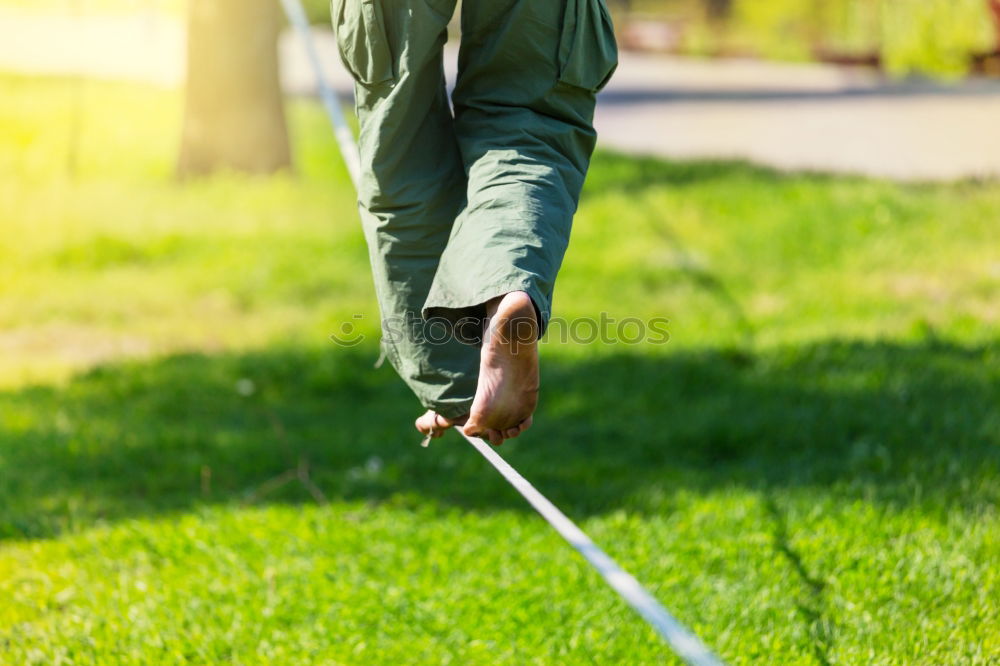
top-left (488, 292), bottom-right (539, 353)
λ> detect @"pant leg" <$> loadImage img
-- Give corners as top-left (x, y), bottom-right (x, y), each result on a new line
top-left (332, 0), bottom-right (477, 418)
top-left (422, 0), bottom-right (618, 335)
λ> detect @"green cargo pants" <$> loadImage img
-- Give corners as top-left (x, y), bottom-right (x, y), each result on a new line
top-left (332, 0), bottom-right (617, 418)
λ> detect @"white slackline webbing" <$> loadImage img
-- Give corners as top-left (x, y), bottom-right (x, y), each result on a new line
top-left (458, 430), bottom-right (725, 666)
top-left (279, 1), bottom-right (726, 662)
top-left (278, 0), bottom-right (362, 188)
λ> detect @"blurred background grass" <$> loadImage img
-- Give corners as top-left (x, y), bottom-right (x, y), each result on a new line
top-left (4, 73), bottom-right (999, 386)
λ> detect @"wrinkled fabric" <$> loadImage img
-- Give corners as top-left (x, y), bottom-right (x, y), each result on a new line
top-left (332, 0), bottom-right (617, 417)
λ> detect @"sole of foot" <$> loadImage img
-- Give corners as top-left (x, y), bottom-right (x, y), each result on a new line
top-left (463, 291), bottom-right (539, 446)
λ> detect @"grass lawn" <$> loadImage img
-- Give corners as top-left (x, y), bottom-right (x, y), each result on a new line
top-left (1, 73), bottom-right (999, 664)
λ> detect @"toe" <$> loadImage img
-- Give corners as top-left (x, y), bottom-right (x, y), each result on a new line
top-left (504, 426), bottom-right (521, 439)
top-left (519, 416), bottom-right (533, 433)
top-left (463, 421), bottom-right (505, 445)
top-left (414, 410), bottom-right (434, 435)
top-left (418, 410), bottom-right (468, 438)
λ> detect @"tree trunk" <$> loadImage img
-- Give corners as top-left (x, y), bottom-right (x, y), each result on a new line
top-left (990, 0), bottom-right (1000, 48)
top-left (177, 0), bottom-right (291, 177)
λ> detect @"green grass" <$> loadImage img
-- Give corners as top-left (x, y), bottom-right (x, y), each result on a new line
top-left (1, 73), bottom-right (999, 664)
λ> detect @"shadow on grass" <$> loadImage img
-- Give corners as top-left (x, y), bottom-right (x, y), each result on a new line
top-left (1, 339), bottom-right (997, 540)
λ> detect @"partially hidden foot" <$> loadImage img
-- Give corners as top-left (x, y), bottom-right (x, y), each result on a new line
top-left (463, 291), bottom-right (539, 446)
top-left (415, 410), bottom-right (468, 441)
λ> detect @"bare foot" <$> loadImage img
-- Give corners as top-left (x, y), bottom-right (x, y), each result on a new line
top-left (463, 291), bottom-right (539, 446)
top-left (414, 410), bottom-right (467, 440)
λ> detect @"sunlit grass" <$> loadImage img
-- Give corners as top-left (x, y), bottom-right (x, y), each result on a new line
top-left (1, 73), bottom-right (998, 664)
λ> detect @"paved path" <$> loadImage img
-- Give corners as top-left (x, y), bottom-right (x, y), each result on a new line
top-left (3, 8), bottom-right (1000, 181)
top-left (598, 52), bottom-right (1000, 181)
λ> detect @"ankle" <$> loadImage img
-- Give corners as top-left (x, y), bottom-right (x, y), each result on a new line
top-left (486, 291), bottom-right (533, 318)
top-left (484, 295), bottom-right (536, 351)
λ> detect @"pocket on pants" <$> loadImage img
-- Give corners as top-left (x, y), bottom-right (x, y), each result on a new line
top-left (332, 0), bottom-right (395, 87)
top-left (557, 0), bottom-right (619, 93)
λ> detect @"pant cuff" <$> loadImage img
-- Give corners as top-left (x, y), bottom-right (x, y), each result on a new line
top-left (426, 398), bottom-right (474, 419)
top-left (422, 277), bottom-right (552, 344)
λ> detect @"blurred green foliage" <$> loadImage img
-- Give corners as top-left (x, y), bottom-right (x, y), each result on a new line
top-left (300, 0), bottom-right (330, 25)
top-left (625, 0), bottom-right (997, 77)
top-left (879, 0), bottom-right (995, 76)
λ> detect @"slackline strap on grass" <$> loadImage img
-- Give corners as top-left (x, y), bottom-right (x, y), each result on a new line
top-left (458, 430), bottom-right (725, 666)
top-left (279, 0), bottom-right (725, 662)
